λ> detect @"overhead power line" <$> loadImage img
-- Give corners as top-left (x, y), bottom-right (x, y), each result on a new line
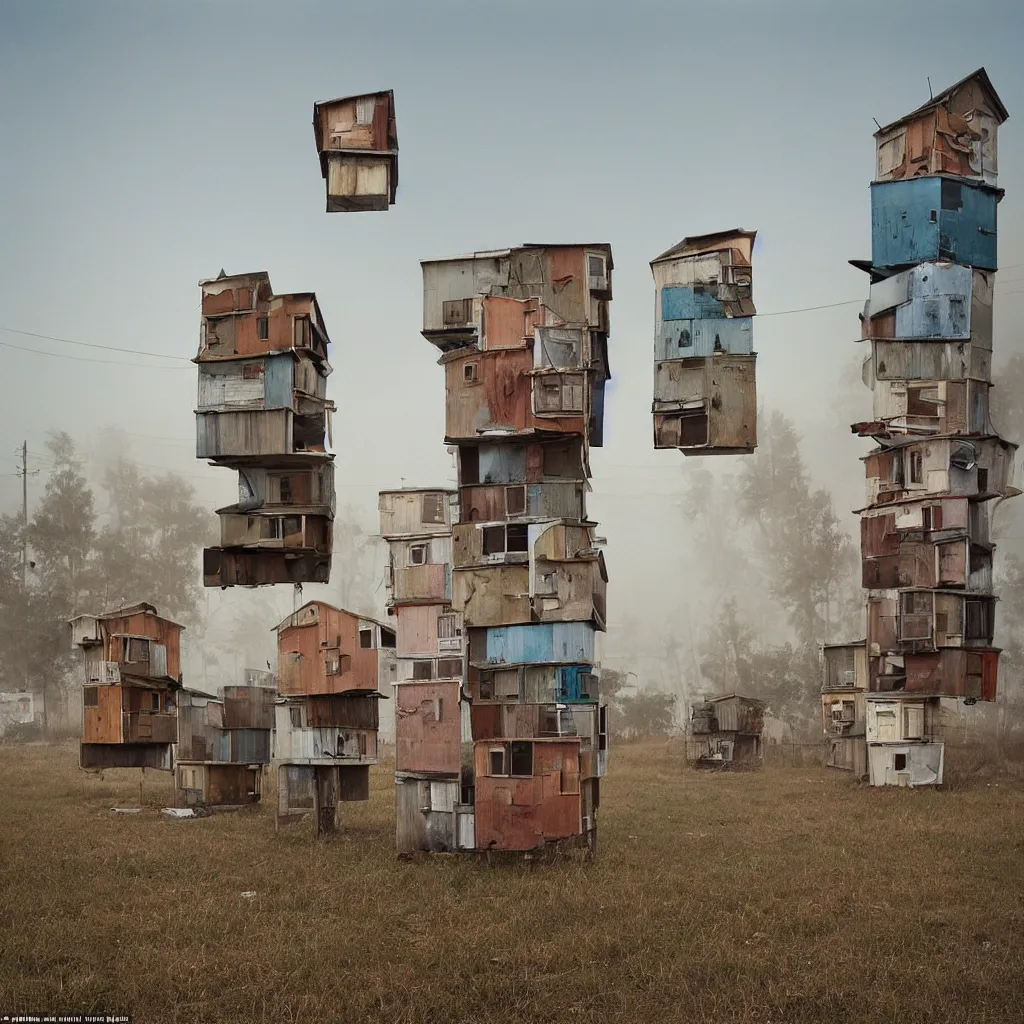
top-left (0, 325), bottom-right (189, 361)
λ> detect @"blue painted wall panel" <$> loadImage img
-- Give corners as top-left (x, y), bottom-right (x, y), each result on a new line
top-left (264, 355), bottom-right (295, 410)
top-left (483, 622), bottom-right (595, 665)
top-left (871, 178), bottom-right (997, 271)
top-left (657, 316), bottom-right (753, 359)
top-left (556, 664), bottom-right (595, 701)
top-left (662, 287), bottom-right (724, 321)
top-left (892, 264), bottom-right (973, 339)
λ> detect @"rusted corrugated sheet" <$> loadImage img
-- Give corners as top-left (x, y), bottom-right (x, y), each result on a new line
top-left (473, 739), bottom-right (583, 851)
top-left (442, 347), bottom-right (588, 442)
top-left (277, 601), bottom-right (387, 696)
top-left (395, 680), bottom-right (461, 774)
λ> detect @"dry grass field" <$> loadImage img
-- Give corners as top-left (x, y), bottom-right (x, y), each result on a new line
top-left (2, 740), bottom-right (1024, 1024)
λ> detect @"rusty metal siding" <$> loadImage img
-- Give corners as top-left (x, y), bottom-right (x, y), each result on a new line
top-left (394, 680), bottom-right (461, 774)
top-left (473, 739), bottom-right (583, 850)
top-left (443, 348), bottom-right (587, 441)
top-left (277, 603), bottom-right (383, 696)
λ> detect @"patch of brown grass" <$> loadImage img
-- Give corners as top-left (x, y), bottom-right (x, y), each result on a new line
top-left (1, 740), bottom-right (1023, 1023)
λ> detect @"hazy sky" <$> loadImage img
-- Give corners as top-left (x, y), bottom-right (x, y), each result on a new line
top-left (2, 0), bottom-right (1023, 681)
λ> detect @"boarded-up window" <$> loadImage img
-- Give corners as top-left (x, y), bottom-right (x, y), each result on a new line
top-left (941, 178), bottom-right (963, 211)
top-left (359, 629), bottom-right (373, 649)
top-left (261, 518), bottom-right (283, 540)
top-left (505, 485), bottom-right (526, 516)
top-left (907, 386), bottom-right (941, 418)
top-left (412, 661), bottom-right (433, 680)
top-left (489, 746), bottom-right (507, 776)
top-left (235, 287), bottom-right (253, 310)
top-left (126, 638), bottom-right (150, 663)
top-left (355, 96), bottom-right (375, 125)
top-left (421, 493), bottom-right (445, 525)
top-left (443, 298), bottom-right (473, 327)
top-left (482, 525), bottom-right (504, 555)
top-left (966, 600), bottom-right (992, 640)
top-left (510, 741), bottom-right (533, 777)
top-left (507, 524), bottom-right (528, 552)
top-left (460, 447), bottom-right (480, 485)
top-left (83, 687), bottom-right (99, 707)
top-left (874, 708), bottom-right (898, 741)
top-left (900, 592), bottom-right (932, 639)
top-left (903, 704), bottom-right (925, 740)
top-left (494, 669), bottom-right (520, 700)
top-left (908, 450), bottom-right (923, 484)
top-left (437, 658), bottom-right (462, 679)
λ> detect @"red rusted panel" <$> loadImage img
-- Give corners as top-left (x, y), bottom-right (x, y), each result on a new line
top-left (473, 740), bottom-right (582, 851)
top-left (862, 514), bottom-right (900, 557)
top-left (470, 704), bottom-right (502, 741)
top-left (443, 348), bottom-right (587, 441)
top-left (100, 608), bottom-right (183, 682)
top-left (482, 296), bottom-right (539, 350)
top-left (277, 603), bottom-right (382, 696)
top-left (395, 680), bottom-right (461, 774)
top-left (460, 485), bottom-right (507, 522)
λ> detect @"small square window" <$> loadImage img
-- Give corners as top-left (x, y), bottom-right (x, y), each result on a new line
top-left (412, 661), bottom-right (433, 680)
top-left (506, 524), bottom-right (529, 552)
top-left (421, 493), bottom-right (446, 525)
top-left (83, 687), bottom-right (99, 708)
top-left (359, 629), bottom-right (373, 649)
top-left (464, 363), bottom-right (478, 383)
top-left (505, 486), bottom-right (526, 516)
top-left (510, 741), bottom-right (533, 777)
top-left (409, 544), bottom-right (427, 566)
top-left (482, 525), bottom-right (505, 556)
top-left (894, 753), bottom-right (908, 771)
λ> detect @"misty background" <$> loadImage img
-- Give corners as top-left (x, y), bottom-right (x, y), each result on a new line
top-left (2, 0), bottom-right (1024, 725)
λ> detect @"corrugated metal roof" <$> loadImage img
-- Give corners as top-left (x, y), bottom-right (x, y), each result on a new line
top-left (651, 229), bottom-right (757, 265)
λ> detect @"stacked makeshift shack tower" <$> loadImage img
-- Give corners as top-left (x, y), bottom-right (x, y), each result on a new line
top-left (273, 602), bottom-right (396, 835)
top-left (651, 230), bottom-right (758, 455)
top-left (195, 270), bottom-right (336, 587)
top-left (830, 68), bottom-right (1016, 786)
top-left (174, 679), bottom-right (276, 808)
top-left (378, 489), bottom-right (467, 853)
top-left (393, 244), bottom-right (612, 855)
top-left (70, 604), bottom-right (183, 772)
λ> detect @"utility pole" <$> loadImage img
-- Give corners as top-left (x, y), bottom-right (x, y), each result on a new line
top-left (20, 440), bottom-right (27, 590)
